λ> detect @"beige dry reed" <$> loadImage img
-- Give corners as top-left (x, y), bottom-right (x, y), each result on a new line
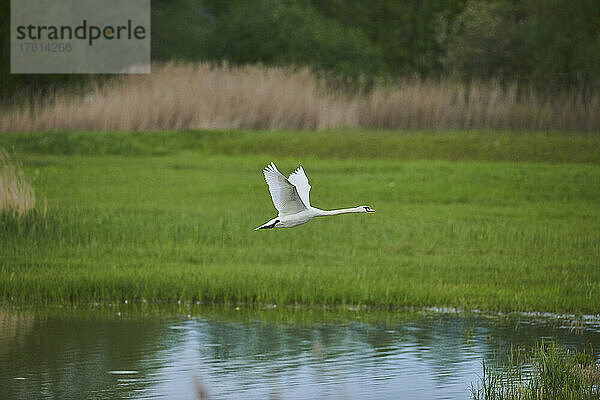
top-left (0, 148), bottom-right (36, 216)
top-left (1, 63), bottom-right (598, 132)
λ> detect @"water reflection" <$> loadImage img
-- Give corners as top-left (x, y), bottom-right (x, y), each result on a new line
top-left (1, 307), bottom-right (599, 400)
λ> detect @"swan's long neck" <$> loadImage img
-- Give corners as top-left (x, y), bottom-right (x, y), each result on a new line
top-left (315, 207), bottom-right (361, 216)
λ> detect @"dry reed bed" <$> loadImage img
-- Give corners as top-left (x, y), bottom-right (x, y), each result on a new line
top-left (1, 63), bottom-right (599, 132)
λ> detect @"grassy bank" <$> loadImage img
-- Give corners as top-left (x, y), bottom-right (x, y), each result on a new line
top-left (2, 129), bottom-right (600, 163)
top-left (1, 130), bottom-right (599, 312)
top-left (2, 64), bottom-right (599, 133)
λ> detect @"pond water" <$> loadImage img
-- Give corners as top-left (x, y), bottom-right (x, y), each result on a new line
top-left (2, 306), bottom-right (599, 400)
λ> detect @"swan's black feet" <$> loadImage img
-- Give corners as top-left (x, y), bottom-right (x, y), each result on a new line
top-left (258, 219), bottom-right (280, 229)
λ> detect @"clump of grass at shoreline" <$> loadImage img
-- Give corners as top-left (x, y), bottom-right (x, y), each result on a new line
top-left (472, 341), bottom-right (600, 400)
top-left (0, 147), bottom-right (37, 216)
top-left (1, 63), bottom-right (599, 133)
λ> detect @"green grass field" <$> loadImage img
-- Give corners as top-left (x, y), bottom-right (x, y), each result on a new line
top-left (1, 130), bottom-right (599, 312)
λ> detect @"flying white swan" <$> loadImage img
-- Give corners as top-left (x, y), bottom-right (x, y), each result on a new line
top-left (255, 162), bottom-right (375, 230)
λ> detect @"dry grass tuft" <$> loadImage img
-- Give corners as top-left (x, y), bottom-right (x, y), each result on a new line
top-left (1, 63), bottom-right (598, 132)
top-left (0, 148), bottom-right (36, 216)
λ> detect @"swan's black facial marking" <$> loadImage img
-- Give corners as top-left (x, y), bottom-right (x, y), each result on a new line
top-left (363, 206), bottom-right (375, 213)
top-left (259, 219), bottom-right (280, 229)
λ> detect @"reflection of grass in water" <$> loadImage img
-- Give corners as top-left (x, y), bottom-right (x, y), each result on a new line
top-left (0, 131), bottom-right (599, 312)
top-left (0, 309), bottom-right (34, 358)
top-left (472, 341), bottom-right (600, 400)
top-left (464, 326), bottom-right (475, 345)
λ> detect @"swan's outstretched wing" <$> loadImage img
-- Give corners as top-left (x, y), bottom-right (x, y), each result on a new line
top-left (288, 166), bottom-right (311, 207)
top-left (263, 162), bottom-right (307, 216)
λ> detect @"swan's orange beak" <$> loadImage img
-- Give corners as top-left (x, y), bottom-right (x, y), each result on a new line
top-left (366, 207), bottom-right (375, 212)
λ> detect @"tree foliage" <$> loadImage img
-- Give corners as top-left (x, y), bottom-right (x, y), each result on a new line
top-left (2, 0), bottom-right (599, 100)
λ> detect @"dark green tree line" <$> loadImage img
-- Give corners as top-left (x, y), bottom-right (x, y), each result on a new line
top-left (2, 0), bottom-right (599, 101)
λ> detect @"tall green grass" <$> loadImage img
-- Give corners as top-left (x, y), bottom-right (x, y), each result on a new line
top-left (472, 342), bottom-right (600, 400)
top-left (1, 130), bottom-right (599, 311)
